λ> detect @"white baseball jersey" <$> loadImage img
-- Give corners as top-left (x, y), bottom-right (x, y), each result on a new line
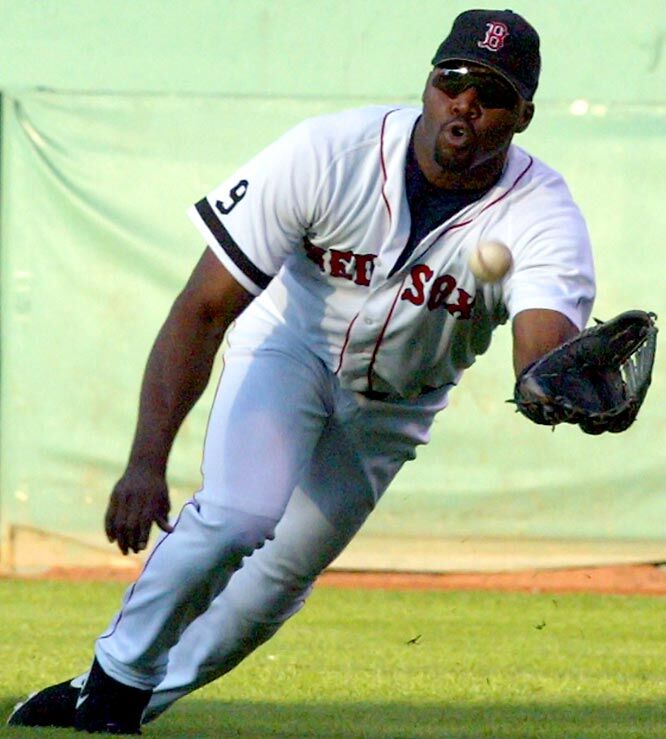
top-left (189, 105), bottom-right (595, 399)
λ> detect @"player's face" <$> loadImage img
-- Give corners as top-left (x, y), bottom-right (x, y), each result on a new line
top-left (415, 64), bottom-right (534, 188)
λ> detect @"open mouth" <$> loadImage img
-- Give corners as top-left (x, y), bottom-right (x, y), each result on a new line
top-left (442, 120), bottom-right (473, 148)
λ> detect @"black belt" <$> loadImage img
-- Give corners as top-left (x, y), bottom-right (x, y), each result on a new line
top-left (359, 385), bottom-right (440, 401)
top-left (359, 390), bottom-right (391, 401)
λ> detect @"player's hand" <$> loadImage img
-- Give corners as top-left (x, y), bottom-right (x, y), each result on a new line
top-left (105, 466), bottom-right (174, 555)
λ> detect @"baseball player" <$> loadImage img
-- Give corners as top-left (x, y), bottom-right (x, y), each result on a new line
top-left (9, 9), bottom-right (595, 734)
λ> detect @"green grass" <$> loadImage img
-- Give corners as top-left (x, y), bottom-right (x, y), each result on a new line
top-left (1, 580), bottom-right (664, 738)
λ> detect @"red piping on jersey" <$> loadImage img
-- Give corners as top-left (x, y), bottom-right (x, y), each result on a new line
top-left (421, 155), bottom-right (535, 259)
top-left (364, 154), bottom-right (535, 386)
top-left (334, 109), bottom-right (397, 380)
top-left (366, 276), bottom-right (407, 393)
top-left (379, 110), bottom-right (397, 224)
top-left (335, 312), bottom-right (359, 375)
top-left (480, 155), bottom-right (534, 212)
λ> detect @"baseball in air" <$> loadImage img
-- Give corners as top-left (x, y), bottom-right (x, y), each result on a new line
top-left (468, 240), bottom-right (513, 283)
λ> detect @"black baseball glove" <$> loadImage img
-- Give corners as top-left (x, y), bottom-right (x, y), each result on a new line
top-left (513, 310), bottom-right (658, 434)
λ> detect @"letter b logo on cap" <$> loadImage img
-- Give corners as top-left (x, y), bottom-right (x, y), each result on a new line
top-left (477, 21), bottom-right (509, 52)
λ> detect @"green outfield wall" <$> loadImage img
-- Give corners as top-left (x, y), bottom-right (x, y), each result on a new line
top-left (0, 1), bottom-right (664, 573)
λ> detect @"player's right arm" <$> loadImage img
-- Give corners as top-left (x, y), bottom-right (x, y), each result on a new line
top-left (511, 308), bottom-right (579, 375)
top-left (105, 247), bottom-right (253, 555)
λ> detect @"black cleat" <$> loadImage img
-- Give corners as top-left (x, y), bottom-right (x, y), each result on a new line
top-left (73, 657), bottom-right (152, 735)
top-left (7, 676), bottom-right (83, 728)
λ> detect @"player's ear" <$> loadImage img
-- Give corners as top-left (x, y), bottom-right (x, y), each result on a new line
top-left (514, 101), bottom-right (535, 133)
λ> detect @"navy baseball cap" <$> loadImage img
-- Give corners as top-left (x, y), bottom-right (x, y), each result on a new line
top-left (431, 9), bottom-right (541, 100)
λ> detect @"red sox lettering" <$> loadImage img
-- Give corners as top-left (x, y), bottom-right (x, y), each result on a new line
top-left (401, 264), bottom-right (475, 318)
top-left (305, 242), bottom-right (475, 319)
top-left (304, 241), bottom-right (377, 287)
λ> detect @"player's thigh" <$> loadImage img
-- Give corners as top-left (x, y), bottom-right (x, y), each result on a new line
top-left (199, 337), bottom-right (333, 520)
top-left (302, 390), bottom-right (446, 526)
top-left (224, 409), bottom-right (391, 615)
top-left (250, 390), bottom-right (445, 577)
top-left (217, 390), bottom-right (447, 618)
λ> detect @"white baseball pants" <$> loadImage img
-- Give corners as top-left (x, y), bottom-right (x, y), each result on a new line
top-left (94, 316), bottom-right (449, 719)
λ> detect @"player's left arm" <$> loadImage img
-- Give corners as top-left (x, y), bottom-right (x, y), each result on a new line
top-left (512, 308), bottom-right (579, 376)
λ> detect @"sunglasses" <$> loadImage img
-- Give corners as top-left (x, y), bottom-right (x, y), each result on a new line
top-left (434, 67), bottom-right (519, 110)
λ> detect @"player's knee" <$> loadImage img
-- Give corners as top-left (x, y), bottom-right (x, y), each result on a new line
top-left (223, 513), bottom-right (277, 565)
top-left (224, 554), bottom-right (316, 623)
top-left (175, 499), bottom-right (278, 571)
top-left (208, 505), bottom-right (277, 566)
